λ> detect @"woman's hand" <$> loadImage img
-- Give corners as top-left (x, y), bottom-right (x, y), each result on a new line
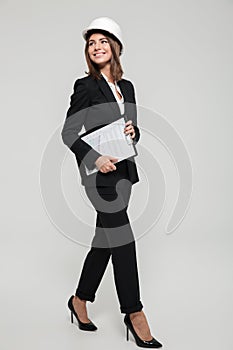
top-left (95, 155), bottom-right (118, 173)
top-left (124, 120), bottom-right (135, 139)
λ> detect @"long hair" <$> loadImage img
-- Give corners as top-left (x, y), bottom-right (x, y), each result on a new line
top-left (84, 30), bottom-right (124, 82)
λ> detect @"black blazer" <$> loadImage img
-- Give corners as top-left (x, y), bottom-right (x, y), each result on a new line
top-left (61, 74), bottom-right (140, 187)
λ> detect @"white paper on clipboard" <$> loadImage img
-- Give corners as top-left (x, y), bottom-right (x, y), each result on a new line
top-left (81, 117), bottom-right (137, 176)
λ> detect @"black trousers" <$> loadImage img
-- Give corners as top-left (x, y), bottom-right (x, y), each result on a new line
top-left (75, 179), bottom-right (143, 314)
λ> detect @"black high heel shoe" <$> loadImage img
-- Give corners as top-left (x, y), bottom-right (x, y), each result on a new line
top-left (124, 313), bottom-right (163, 348)
top-left (67, 295), bottom-right (97, 331)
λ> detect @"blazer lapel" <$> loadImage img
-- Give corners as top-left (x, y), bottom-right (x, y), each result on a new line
top-left (96, 75), bottom-right (130, 119)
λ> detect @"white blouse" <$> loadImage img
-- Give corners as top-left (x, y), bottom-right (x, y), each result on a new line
top-left (101, 72), bottom-right (125, 115)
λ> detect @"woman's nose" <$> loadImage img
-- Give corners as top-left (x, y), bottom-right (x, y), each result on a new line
top-left (94, 41), bottom-right (101, 50)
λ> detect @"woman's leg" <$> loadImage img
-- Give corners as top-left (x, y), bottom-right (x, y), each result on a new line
top-left (73, 181), bottom-right (156, 342)
top-left (81, 180), bottom-right (143, 314)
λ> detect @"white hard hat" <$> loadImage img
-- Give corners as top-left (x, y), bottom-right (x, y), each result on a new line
top-left (82, 17), bottom-right (124, 55)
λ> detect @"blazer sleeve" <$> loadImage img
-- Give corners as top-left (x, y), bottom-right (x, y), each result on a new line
top-left (129, 81), bottom-right (140, 145)
top-left (61, 79), bottom-right (101, 170)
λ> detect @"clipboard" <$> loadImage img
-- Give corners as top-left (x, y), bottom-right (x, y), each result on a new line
top-left (80, 117), bottom-right (138, 175)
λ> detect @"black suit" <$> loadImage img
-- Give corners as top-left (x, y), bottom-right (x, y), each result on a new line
top-left (61, 74), bottom-right (143, 314)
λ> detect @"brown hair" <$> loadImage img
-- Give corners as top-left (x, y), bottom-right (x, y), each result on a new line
top-left (84, 30), bottom-right (124, 82)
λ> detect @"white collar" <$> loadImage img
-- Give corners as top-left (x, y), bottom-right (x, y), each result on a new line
top-left (101, 72), bottom-right (116, 85)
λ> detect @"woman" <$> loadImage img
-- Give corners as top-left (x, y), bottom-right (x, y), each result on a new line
top-left (61, 17), bottom-right (163, 348)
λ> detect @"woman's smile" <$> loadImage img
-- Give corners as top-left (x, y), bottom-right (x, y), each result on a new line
top-left (94, 52), bottom-right (106, 57)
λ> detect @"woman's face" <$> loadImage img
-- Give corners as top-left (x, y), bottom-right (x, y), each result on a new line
top-left (87, 32), bottom-right (112, 67)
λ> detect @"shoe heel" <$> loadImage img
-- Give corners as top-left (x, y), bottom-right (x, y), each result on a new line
top-left (67, 295), bottom-right (97, 331)
top-left (126, 325), bottom-right (129, 341)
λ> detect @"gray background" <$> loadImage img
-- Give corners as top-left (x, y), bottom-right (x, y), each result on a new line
top-left (1, 0), bottom-right (233, 349)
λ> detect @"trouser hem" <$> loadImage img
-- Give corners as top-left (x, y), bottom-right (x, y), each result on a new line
top-left (75, 290), bottom-right (95, 303)
top-left (120, 301), bottom-right (143, 314)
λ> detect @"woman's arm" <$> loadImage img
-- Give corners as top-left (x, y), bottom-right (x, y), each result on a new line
top-left (61, 79), bottom-right (101, 170)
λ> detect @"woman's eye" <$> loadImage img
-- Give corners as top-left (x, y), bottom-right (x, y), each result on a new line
top-left (88, 40), bottom-right (108, 46)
